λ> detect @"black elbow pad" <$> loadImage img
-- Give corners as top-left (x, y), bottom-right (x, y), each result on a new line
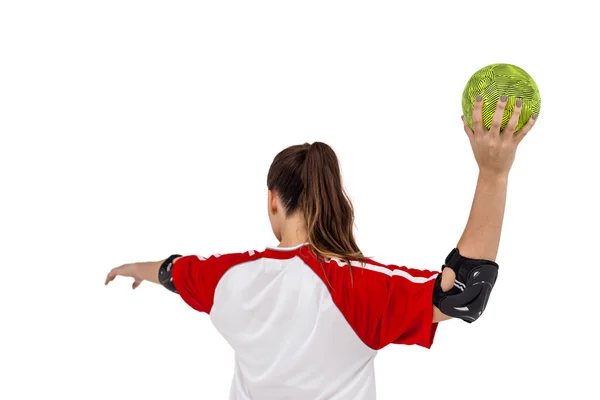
top-left (432, 248), bottom-right (499, 323)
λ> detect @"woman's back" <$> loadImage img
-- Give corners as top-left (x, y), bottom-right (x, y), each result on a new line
top-left (173, 244), bottom-right (438, 399)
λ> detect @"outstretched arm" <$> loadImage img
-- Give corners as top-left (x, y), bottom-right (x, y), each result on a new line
top-left (105, 258), bottom-right (179, 289)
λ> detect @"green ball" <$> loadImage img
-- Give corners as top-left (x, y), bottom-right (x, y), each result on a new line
top-left (462, 63), bottom-right (541, 132)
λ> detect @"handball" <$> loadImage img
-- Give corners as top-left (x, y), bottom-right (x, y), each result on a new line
top-left (462, 63), bottom-right (541, 132)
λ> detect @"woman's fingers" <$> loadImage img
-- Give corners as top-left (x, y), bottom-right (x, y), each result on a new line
top-left (462, 115), bottom-right (474, 138)
top-left (132, 279), bottom-right (143, 290)
top-left (105, 268), bottom-right (118, 285)
top-left (472, 95), bottom-right (484, 135)
top-left (490, 95), bottom-right (508, 135)
top-left (513, 114), bottom-right (537, 145)
top-left (104, 264), bottom-right (134, 285)
top-left (504, 98), bottom-right (523, 137)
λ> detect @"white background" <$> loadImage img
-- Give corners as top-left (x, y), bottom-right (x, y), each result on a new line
top-left (1, 1), bottom-right (598, 399)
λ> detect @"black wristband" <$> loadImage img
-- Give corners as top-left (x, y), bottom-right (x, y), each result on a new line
top-left (158, 254), bottom-right (182, 293)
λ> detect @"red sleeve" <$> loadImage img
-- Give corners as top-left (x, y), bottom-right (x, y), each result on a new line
top-left (386, 268), bottom-right (439, 349)
top-left (171, 251), bottom-right (259, 314)
top-left (301, 253), bottom-right (439, 350)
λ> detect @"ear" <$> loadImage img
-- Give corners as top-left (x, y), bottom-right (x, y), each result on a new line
top-left (268, 189), bottom-right (278, 214)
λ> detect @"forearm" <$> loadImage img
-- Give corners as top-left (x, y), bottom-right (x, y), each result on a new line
top-left (432, 172), bottom-right (508, 323)
top-left (457, 171), bottom-right (509, 261)
top-left (134, 260), bottom-right (165, 284)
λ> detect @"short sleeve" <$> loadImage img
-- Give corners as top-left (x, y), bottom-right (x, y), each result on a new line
top-left (171, 251), bottom-right (259, 314)
top-left (386, 270), bottom-right (439, 349)
top-left (307, 256), bottom-right (440, 350)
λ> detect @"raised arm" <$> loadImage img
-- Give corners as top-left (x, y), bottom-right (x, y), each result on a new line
top-left (457, 95), bottom-right (536, 260)
top-left (432, 95), bottom-right (537, 323)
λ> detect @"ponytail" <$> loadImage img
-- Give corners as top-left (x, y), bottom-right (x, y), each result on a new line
top-left (300, 142), bottom-right (366, 267)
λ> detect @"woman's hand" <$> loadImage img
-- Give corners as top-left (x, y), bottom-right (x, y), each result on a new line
top-left (463, 95), bottom-right (537, 177)
top-left (105, 263), bottom-right (145, 289)
top-left (105, 259), bottom-right (164, 289)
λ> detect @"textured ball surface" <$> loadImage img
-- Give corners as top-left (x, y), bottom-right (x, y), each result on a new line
top-left (462, 64), bottom-right (541, 132)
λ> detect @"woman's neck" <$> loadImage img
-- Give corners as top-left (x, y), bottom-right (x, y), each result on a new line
top-left (278, 213), bottom-right (308, 248)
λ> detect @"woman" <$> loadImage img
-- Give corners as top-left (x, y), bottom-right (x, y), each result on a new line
top-left (105, 97), bottom-right (536, 399)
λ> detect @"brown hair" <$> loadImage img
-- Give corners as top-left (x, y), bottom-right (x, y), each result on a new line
top-left (267, 142), bottom-right (366, 268)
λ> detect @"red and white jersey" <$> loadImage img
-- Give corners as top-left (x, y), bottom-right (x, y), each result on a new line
top-left (172, 243), bottom-right (439, 400)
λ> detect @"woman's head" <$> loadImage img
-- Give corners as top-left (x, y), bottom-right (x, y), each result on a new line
top-left (266, 142), bottom-right (365, 264)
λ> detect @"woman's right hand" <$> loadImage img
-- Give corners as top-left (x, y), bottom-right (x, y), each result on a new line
top-left (462, 95), bottom-right (537, 176)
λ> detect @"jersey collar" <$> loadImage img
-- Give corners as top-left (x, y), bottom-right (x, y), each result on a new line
top-left (265, 242), bottom-right (310, 252)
